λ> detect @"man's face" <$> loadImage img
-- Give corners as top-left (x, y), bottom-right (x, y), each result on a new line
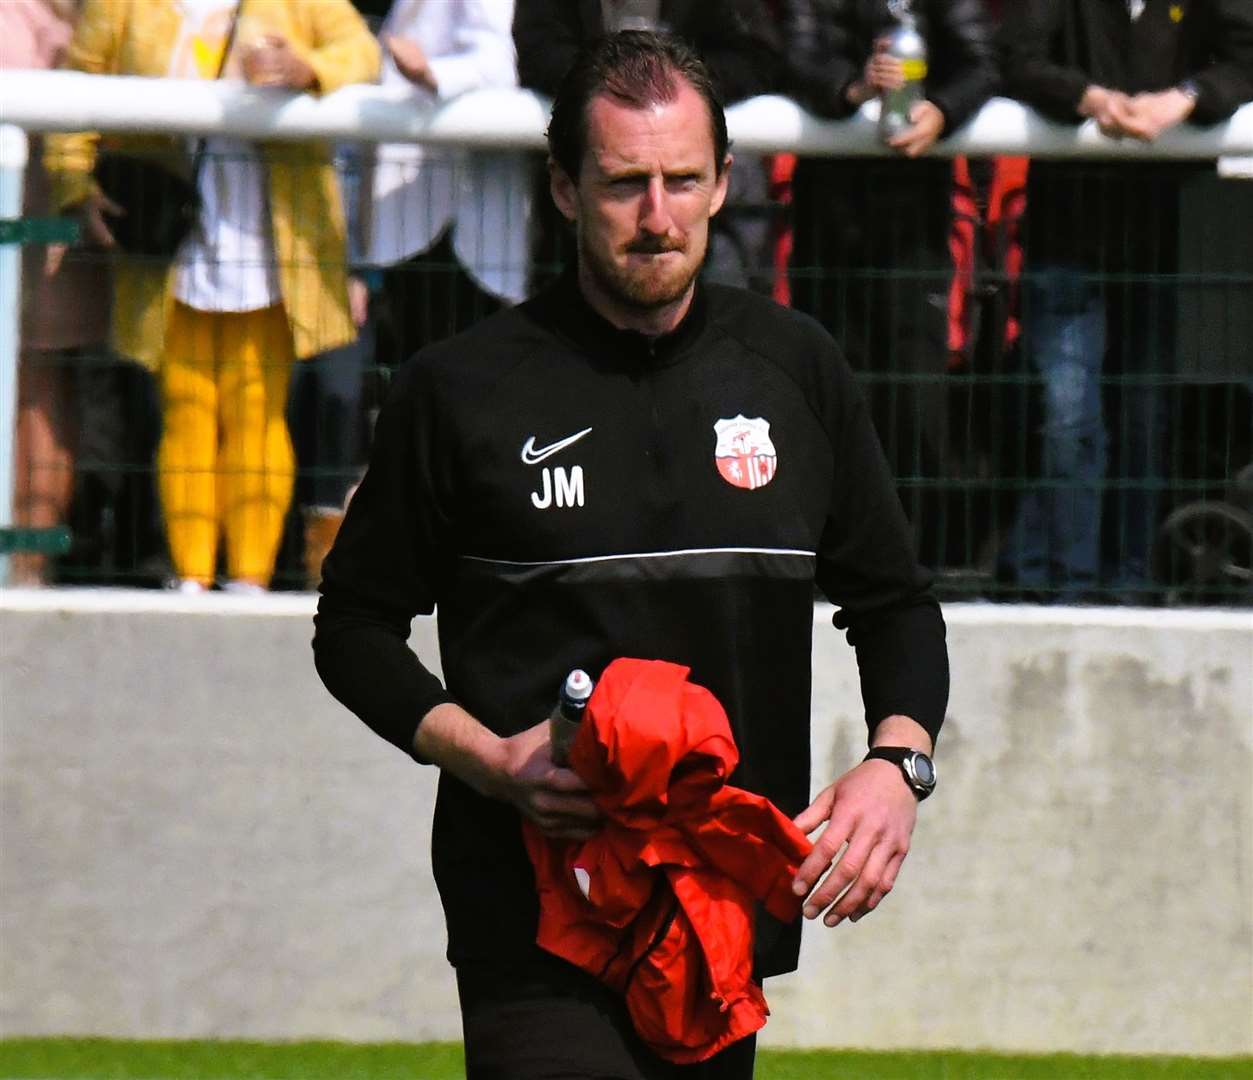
top-left (551, 79), bottom-right (730, 320)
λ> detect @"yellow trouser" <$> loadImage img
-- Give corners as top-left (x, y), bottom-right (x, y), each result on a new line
top-left (158, 303), bottom-right (295, 586)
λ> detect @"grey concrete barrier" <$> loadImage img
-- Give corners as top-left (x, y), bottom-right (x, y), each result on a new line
top-left (1, 591), bottom-right (1249, 1055)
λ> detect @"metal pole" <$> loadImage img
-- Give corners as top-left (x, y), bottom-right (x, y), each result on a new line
top-left (0, 124), bottom-right (29, 586)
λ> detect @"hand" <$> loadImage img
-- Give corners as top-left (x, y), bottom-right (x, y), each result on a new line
top-left (491, 719), bottom-right (602, 841)
top-left (845, 38), bottom-right (904, 107)
top-left (386, 33), bottom-right (438, 93)
top-left (1123, 89), bottom-right (1197, 142)
top-left (347, 275), bottom-right (370, 329)
top-left (1078, 85), bottom-right (1139, 139)
top-left (242, 33), bottom-right (315, 90)
top-left (887, 99), bottom-right (945, 157)
top-left (865, 37), bottom-right (905, 92)
top-left (791, 758), bottom-right (918, 927)
top-left (46, 188), bottom-right (123, 275)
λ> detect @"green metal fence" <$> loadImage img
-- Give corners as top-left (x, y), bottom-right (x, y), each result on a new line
top-left (7, 146), bottom-right (1251, 604)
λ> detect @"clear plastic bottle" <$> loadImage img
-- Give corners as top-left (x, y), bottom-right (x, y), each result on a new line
top-left (878, 8), bottom-right (928, 142)
top-left (549, 669), bottom-right (594, 767)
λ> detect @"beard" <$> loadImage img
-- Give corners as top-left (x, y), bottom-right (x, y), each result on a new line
top-left (580, 228), bottom-right (706, 312)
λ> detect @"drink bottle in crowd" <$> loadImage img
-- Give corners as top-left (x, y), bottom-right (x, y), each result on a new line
top-left (878, 2), bottom-right (928, 142)
top-left (549, 668), bottom-right (594, 767)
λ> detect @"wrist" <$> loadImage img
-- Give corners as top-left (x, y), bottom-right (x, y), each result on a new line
top-left (869, 713), bottom-right (933, 755)
top-left (1078, 84), bottom-right (1107, 117)
top-left (412, 701), bottom-right (508, 798)
top-left (1174, 80), bottom-right (1199, 117)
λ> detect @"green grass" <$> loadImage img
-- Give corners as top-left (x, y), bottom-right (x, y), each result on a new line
top-left (0, 1039), bottom-right (1249, 1080)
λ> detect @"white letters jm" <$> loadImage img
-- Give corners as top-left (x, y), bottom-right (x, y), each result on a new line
top-left (531, 465), bottom-right (585, 509)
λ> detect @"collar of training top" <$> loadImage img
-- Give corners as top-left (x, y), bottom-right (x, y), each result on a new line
top-left (535, 270), bottom-right (711, 371)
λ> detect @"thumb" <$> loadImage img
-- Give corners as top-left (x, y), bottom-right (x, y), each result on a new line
top-left (100, 193), bottom-right (126, 218)
top-left (793, 785), bottom-right (835, 835)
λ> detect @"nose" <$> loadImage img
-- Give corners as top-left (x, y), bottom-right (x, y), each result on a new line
top-left (638, 175), bottom-right (671, 236)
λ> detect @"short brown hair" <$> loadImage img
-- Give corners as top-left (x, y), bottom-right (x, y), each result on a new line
top-left (546, 30), bottom-right (730, 181)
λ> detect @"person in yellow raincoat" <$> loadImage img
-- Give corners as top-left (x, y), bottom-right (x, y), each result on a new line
top-left (45, 0), bottom-right (379, 591)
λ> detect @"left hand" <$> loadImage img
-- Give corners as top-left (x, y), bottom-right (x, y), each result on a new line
top-left (386, 33), bottom-right (438, 93)
top-left (887, 100), bottom-right (945, 158)
top-left (347, 275), bottom-right (370, 329)
top-left (791, 757), bottom-right (918, 927)
top-left (1121, 89), bottom-right (1196, 142)
top-left (242, 33), bottom-right (315, 90)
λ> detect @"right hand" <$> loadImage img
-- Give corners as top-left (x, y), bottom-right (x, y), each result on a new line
top-left (492, 719), bottom-right (601, 841)
top-left (1079, 85), bottom-right (1139, 139)
top-left (45, 188), bottom-right (123, 276)
top-left (846, 38), bottom-right (904, 108)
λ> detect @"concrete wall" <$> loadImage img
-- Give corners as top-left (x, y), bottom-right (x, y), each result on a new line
top-left (1, 591), bottom-right (1250, 1056)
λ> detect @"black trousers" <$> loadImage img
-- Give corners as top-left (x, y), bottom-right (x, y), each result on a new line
top-left (456, 954), bottom-right (758, 1080)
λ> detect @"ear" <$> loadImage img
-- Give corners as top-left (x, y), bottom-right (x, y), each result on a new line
top-left (548, 158), bottom-right (579, 224)
top-left (708, 153), bottom-right (733, 219)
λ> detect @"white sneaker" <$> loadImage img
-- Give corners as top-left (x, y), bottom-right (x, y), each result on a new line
top-left (176, 579), bottom-right (207, 595)
top-left (222, 580), bottom-right (267, 596)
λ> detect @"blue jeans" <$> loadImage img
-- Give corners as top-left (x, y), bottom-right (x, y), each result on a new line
top-left (1000, 268), bottom-right (1107, 596)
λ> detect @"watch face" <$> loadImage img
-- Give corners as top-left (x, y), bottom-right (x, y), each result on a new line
top-left (912, 754), bottom-right (935, 785)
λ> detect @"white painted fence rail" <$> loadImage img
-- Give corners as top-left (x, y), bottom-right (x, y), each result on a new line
top-left (2, 69), bottom-right (1253, 158)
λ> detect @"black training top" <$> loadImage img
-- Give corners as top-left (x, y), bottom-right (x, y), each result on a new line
top-left (313, 273), bottom-right (949, 977)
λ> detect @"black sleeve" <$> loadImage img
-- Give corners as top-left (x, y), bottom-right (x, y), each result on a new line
top-left (513, 0), bottom-right (586, 96)
top-left (926, 0), bottom-right (1000, 134)
top-left (1189, 0), bottom-right (1253, 124)
top-left (312, 360), bottom-right (456, 759)
top-left (680, 0), bottom-right (783, 104)
top-left (998, 0), bottom-right (1089, 121)
top-left (781, 0), bottom-right (864, 119)
top-left (812, 339), bottom-right (950, 744)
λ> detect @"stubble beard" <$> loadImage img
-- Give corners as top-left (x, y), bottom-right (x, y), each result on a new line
top-left (580, 229), bottom-right (706, 314)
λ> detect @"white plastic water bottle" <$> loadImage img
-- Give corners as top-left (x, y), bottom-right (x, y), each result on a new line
top-left (878, 5), bottom-right (928, 142)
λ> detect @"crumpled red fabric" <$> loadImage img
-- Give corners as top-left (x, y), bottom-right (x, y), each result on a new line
top-left (522, 657), bottom-right (813, 1063)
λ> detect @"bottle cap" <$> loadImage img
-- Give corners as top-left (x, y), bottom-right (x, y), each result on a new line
top-left (563, 669), bottom-right (593, 703)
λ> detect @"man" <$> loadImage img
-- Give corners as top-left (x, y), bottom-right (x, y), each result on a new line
top-left (315, 31), bottom-right (948, 1078)
top-left (513, 0), bottom-right (784, 295)
top-left (996, 0), bottom-right (1253, 601)
top-left (783, 0), bottom-right (998, 553)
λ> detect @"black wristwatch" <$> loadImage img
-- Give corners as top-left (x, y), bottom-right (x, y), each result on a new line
top-left (864, 747), bottom-right (936, 801)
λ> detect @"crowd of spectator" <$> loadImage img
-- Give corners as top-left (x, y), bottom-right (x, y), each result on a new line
top-left (3, 0), bottom-right (1252, 600)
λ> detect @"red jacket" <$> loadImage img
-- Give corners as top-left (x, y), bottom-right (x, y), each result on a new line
top-left (523, 658), bottom-right (813, 1063)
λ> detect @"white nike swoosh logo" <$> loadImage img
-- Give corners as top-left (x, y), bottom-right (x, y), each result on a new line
top-left (521, 427), bottom-right (593, 465)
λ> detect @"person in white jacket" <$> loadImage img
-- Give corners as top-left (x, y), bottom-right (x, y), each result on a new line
top-left (369, 0), bottom-right (530, 364)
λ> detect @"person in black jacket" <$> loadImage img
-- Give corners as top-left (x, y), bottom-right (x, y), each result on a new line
top-left (514, 0), bottom-right (784, 293)
top-left (997, 0), bottom-right (1253, 601)
top-left (783, 0), bottom-right (998, 554)
top-left (315, 31), bottom-right (948, 1079)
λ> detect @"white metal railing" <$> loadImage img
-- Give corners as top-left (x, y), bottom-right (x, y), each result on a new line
top-left (2, 70), bottom-right (1253, 158)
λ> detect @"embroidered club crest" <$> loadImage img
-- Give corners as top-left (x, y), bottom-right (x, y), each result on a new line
top-left (714, 415), bottom-right (777, 491)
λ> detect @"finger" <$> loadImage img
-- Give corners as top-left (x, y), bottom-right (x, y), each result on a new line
top-left (793, 818), bottom-right (850, 901)
top-left (543, 766), bottom-right (594, 794)
top-left (792, 786), bottom-right (835, 835)
top-left (805, 835), bottom-right (876, 922)
top-left (44, 244), bottom-right (66, 277)
top-left (538, 821), bottom-right (598, 842)
top-left (532, 790), bottom-right (602, 823)
top-left (852, 851), bottom-right (906, 923)
top-left (99, 194), bottom-right (126, 217)
top-left (828, 843), bottom-right (893, 925)
top-left (87, 214), bottom-right (117, 249)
